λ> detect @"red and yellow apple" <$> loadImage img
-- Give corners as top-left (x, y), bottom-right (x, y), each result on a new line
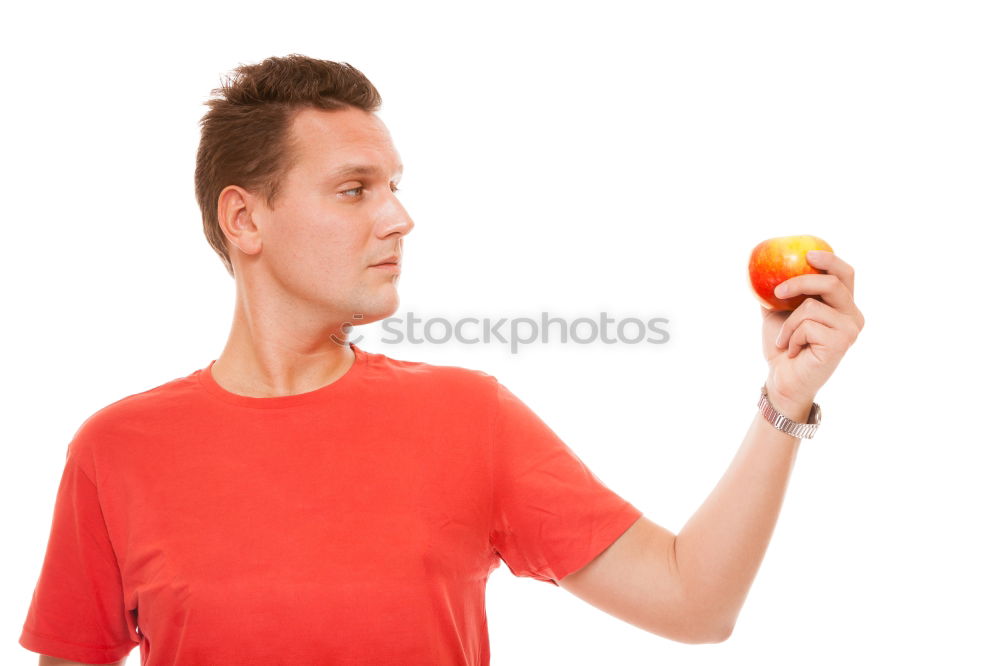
top-left (748, 235), bottom-right (833, 311)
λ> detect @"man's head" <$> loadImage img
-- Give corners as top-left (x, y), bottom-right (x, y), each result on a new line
top-left (195, 54), bottom-right (413, 335)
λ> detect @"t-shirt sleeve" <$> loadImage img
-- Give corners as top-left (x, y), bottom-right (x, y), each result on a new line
top-left (19, 437), bottom-right (137, 663)
top-left (489, 379), bottom-right (644, 586)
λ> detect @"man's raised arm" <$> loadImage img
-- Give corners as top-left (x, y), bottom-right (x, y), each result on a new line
top-left (558, 249), bottom-right (864, 640)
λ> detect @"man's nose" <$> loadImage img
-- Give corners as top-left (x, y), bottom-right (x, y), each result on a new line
top-left (380, 197), bottom-right (415, 237)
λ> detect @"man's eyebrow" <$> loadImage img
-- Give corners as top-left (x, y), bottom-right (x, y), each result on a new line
top-left (328, 163), bottom-right (404, 179)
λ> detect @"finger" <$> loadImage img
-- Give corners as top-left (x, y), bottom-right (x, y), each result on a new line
top-left (774, 273), bottom-right (859, 318)
top-left (804, 250), bottom-right (855, 296)
top-left (786, 318), bottom-right (839, 359)
top-left (776, 297), bottom-right (860, 350)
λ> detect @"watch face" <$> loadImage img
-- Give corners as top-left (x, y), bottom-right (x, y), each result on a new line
top-left (809, 403), bottom-right (822, 425)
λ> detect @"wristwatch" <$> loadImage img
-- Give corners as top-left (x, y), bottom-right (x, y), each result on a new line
top-left (757, 384), bottom-right (822, 439)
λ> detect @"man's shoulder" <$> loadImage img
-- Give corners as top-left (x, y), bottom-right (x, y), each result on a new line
top-left (370, 349), bottom-right (499, 394)
top-left (68, 369), bottom-right (201, 451)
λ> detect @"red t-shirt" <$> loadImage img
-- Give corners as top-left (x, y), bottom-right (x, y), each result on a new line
top-left (20, 343), bottom-right (643, 665)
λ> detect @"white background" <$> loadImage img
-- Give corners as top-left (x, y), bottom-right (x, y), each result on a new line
top-left (3, 1), bottom-right (998, 664)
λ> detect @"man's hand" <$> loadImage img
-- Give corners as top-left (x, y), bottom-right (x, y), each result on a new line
top-left (760, 250), bottom-right (865, 415)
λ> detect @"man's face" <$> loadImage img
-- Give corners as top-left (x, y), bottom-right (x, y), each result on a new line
top-left (241, 106), bottom-right (414, 336)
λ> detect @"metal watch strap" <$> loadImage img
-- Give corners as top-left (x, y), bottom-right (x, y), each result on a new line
top-left (757, 384), bottom-right (821, 439)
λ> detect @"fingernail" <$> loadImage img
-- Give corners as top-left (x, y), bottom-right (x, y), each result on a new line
top-left (807, 250), bottom-right (824, 260)
top-left (774, 284), bottom-right (786, 297)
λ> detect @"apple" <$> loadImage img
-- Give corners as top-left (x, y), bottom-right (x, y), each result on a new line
top-left (748, 234), bottom-right (833, 311)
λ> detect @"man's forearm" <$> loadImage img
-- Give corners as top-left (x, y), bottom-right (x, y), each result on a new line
top-left (674, 394), bottom-right (811, 636)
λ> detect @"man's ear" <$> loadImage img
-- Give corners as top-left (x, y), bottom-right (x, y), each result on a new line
top-left (217, 185), bottom-right (262, 257)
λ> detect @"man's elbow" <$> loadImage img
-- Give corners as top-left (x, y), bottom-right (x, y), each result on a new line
top-left (678, 623), bottom-right (733, 644)
top-left (703, 621), bottom-right (734, 643)
top-left (698, 611), bottom-right (736, 643)
top-left (656, 612), bottom-right (734, 644)
top-left (675, 622), bottom-right (733, 644)
top-left (670, 599), bottom-right (737, 644)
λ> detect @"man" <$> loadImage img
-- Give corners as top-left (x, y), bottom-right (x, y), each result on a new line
top-left (20, 54), bottom-right (864, 665)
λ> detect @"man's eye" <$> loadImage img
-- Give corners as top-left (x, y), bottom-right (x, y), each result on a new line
top-left (341, 186), bottom-right (400, 197)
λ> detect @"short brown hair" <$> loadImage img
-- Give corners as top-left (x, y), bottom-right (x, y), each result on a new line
top-left (194, 54), bottom-right (383, 277)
